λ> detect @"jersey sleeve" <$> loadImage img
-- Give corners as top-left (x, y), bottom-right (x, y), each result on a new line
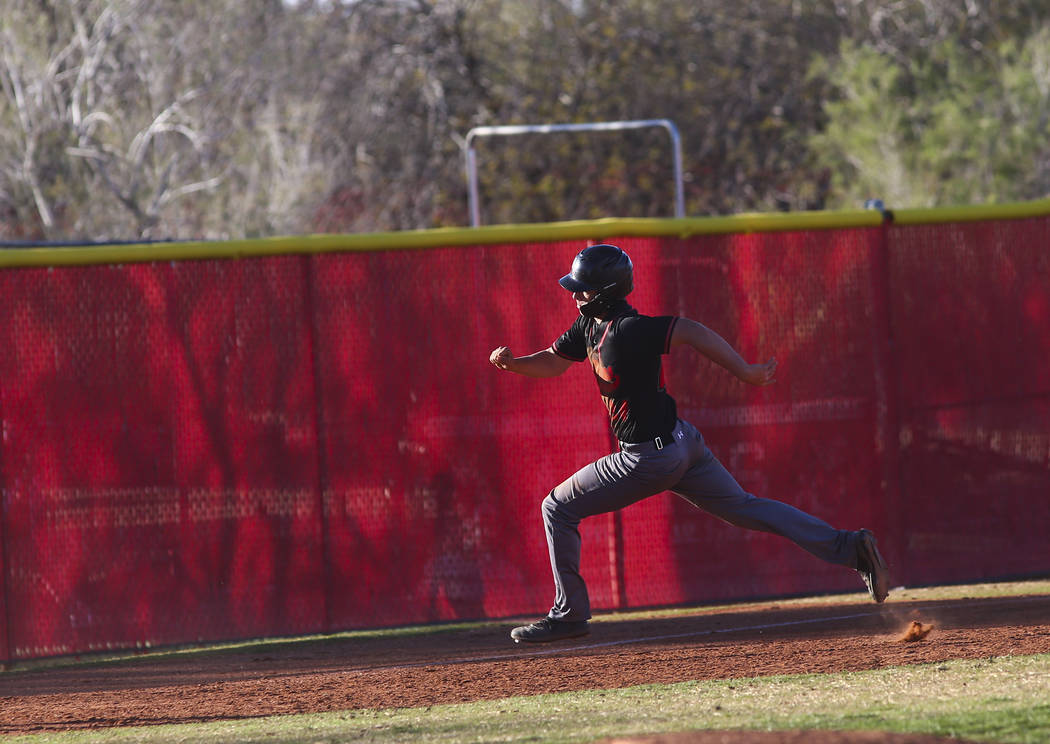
top-left (660, 316), bottom-right (679, 353)
top-left (551, 315), bottom-right (588, 361)
top-left (621, 315), bottom-right (679, 355)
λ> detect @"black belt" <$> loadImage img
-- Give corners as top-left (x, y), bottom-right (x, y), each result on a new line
top-left (620, 429), bottom-right (678, 453)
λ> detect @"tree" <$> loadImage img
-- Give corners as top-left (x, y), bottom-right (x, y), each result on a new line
top-left (811, 24), bottom-right (1050, 208)
top-left (0, 0), bottom-right (224, 239)
top-left (0, 0), bottom-right (334, 240)
top-left (2, 0), bottom-right (1049, 240)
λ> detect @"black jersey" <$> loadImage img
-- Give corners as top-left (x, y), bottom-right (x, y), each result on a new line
top-left (552, 301), bottom-right (679, 444)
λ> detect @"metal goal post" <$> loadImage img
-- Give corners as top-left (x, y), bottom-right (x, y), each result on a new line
top-left (463, 119), bottom-right (685, 227)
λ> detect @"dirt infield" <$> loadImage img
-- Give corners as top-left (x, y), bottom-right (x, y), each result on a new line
top-left (1, 593), bottom-right (1048, 739)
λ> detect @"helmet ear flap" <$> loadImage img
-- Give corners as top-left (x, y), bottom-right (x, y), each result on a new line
top-left (620, 271), bottom-right (634, 298)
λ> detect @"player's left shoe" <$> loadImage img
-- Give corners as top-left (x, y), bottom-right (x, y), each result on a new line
top-left (855, 528), bottom-right (889, 603)
top-left (510, 617), bottom-right (590, 643)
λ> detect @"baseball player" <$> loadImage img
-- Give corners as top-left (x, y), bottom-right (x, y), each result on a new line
top-left (489, 243), bottom-right (889, 644)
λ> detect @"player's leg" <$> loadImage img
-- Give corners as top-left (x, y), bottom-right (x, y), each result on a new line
top-left (671, 420), bottom-right (889, 601)
top-left (513, 444), bottom-right (687, 642)
top-left (671, 420), bottom-right (856, 565)
top-left (544, 449), bottom-right (681, 620)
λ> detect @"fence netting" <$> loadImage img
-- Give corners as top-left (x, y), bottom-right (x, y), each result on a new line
top-left (1, 219), bottom-right (1047, 661)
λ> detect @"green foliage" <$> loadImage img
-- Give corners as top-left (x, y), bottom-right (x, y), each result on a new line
top-left (811, 26), bottom-right (1050, 208)
top-left (469, 1), bottom-right (843, 223)
top-left (2, 1), bottom-right (1050, 238)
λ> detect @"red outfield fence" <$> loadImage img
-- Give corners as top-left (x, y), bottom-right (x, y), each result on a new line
top-left (1, 215), bottom-right (1048, 661)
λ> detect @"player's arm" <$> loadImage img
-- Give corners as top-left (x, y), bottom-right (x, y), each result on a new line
top-left (488, 346), bottom-right (574, 378)
top-left (670, 318), bottom-right (777, 386)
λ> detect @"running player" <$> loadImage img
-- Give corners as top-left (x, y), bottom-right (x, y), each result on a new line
top-left (489, 243), bottom-right (890, 643)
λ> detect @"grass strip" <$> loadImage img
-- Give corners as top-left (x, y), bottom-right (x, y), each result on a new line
top-left (6, 653), bottom-right (1049, 744)
top-left (6, 578), bottom-right (1048, 674)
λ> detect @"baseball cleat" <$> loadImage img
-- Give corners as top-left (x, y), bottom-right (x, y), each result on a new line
top-left (855, 528), bottom-right (890, 603)
top-left (510, 617), bottom-right (590, 643)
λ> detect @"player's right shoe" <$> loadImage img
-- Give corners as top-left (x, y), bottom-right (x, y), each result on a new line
top-left (510, 617), bottom-right (590, 643)
top-left (855, 528), bottom-right (890, 603)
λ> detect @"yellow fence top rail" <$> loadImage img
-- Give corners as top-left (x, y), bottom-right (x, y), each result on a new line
top-left (1, 197), bottom-right (1048, 268)
top-left (889, 197), bottom-right (1050, 225)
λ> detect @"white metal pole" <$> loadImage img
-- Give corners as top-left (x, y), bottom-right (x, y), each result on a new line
top-left (462, 119), bottom-right (685, 226)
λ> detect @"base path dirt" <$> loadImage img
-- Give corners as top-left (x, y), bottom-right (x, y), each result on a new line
top-left (1, 594), bottom-right (1048, 739)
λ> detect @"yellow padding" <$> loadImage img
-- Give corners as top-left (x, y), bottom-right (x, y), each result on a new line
top-left (2, 197), bottom-right (1048, 268)
top-left (890, 198), bottom-right (1050, 225)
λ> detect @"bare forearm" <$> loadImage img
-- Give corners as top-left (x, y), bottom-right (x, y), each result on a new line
top-left (489, 346), bottom-right (573, 377)
top-left (697, 329), bottom-right (751, 377)
top-left (671, 319), bottom-right (777, 386)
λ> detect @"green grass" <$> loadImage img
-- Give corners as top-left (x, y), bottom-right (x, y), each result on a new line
top-left (8, 578), bottom-right (1049, 675)
top-left (5, 654), bottom-right (1049, 744)
top-left (4, 579), bottom-right (1049, 743)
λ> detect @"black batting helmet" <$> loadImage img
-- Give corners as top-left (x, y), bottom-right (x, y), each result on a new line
top-left (559, 244), bottom-right (634, 318)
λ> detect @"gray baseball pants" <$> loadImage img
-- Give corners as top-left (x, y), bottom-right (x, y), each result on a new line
top-left (543, 418), bottom-right (862, 622)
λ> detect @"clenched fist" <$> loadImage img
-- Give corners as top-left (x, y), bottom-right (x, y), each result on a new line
top-left (489, 346), bottom-right (513, 370)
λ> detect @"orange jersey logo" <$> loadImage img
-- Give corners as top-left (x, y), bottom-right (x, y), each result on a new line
top-left (588, 319), bottom-right (621, 397)
top-left (587, 346), bottom-right (620, 396)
